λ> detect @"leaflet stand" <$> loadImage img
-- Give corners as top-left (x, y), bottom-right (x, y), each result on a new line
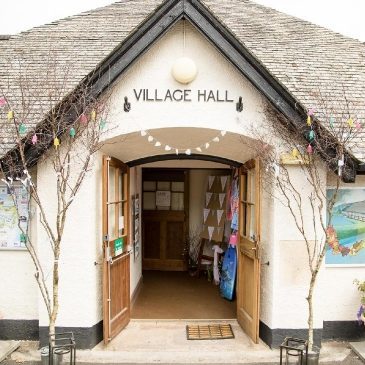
top-left (49, 332), bottom-right (76, 365)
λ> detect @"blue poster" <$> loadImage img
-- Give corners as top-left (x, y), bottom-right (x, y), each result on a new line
top-left (326, 188), bottom-right (365, 266)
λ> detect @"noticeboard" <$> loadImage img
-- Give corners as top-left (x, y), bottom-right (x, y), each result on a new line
top-left (0, 184), bottom-right (29, 250)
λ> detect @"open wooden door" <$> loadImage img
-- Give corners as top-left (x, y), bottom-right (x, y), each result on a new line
top-left (237, 159), bottom-right (261, 343)
top-left (102, 156), bottom-right (130, 343)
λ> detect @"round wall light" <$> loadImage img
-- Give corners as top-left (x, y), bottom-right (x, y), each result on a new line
top-left (171, 57), bottom-right (198, 84)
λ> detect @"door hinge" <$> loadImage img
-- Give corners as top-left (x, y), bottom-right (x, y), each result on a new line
top-left (104, 234), bottom-right (109, 242)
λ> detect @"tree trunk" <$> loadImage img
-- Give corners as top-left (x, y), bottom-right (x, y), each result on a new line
top-left (307, 272), bottom-right (317, 351)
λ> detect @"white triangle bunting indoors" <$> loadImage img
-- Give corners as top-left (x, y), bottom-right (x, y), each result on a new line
top-left (208, 226), bottom-right (215, 241)
top-left (208, 176), bottom-right (215, 190)
top-left (206, 192), bottom-right (213, 207)
top-left (203, 208), bottom-right (210, 223)
top-left (219, 193), bottom-right (226, 208)
top-left (217, 209), bottom-right (224, 225)
top-left (220, 176), bottom-right (228, 191)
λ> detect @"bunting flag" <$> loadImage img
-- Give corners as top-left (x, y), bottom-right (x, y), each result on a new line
top-left (203, 208), bottom-right (210, 223)
top-left (206, 192), bottom-right (213, 207)
top-left (216, 227), bottom-right (222, 237)
top-left (217, 210), bottom-right (224, 225)
top-left (219, 193), bottom-right (226, 208)
top-left (220, 176), bottom-right (228, 191)
top-left (208, 226), bottom-right (215, 241)
top-left (208, 176), bottom-right (215, 190)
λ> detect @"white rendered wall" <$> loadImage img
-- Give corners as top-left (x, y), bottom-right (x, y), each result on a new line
top-left (270, 164), bottom-right (327, 329)
top-left (36, 151), bottom-right (103, 328)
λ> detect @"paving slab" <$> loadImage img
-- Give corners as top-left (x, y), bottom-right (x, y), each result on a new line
top-left (350, 341), bottom-right (365, 363)
top-left (0, 341), bottom-right (19, 363)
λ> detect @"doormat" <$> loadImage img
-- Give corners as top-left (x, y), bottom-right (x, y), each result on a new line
top-left (186, 324), bottom-right (234, 340)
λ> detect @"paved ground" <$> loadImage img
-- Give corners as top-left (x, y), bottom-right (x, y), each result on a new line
top-left (0, 352), bottom-right (364, 365)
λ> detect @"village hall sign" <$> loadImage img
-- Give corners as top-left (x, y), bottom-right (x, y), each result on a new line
top-left (133, 88), bottom-right (234, 103)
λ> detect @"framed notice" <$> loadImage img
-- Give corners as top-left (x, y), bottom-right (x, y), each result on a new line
top-left (156, 190), bottom-right (171, 207)
top-left (0, 184), bottom-right (29, 250)
top-left (326, 188), bottom-right (365, 266)
top-left (132, 194), bottom-right (140, 260)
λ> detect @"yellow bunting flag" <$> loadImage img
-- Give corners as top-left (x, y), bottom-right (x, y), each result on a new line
top-left (54, 137), bottom-right (60, 148)
top-left (7, 110), bottom-right (14, 120)
top-left (292, 148), bottom-right (299, 158)
top-left (347, 118), bottom-right (354, 127)
top-left (91, 110), bottom-right (96, 121)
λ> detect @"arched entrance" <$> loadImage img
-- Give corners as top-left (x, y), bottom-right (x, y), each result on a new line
top-left (100, 127), bottom-right (262, 344)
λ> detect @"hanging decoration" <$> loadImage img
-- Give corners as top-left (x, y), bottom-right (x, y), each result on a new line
top-left (208, 176), bottom-right (215, 190)
top-left (7, 110), bottom-right (14, 120)
top-left (329, 117), bottom-right (335, 128)
top-left (307, 144), bottom-right (313, 154)
top-left (219, 193), bottom-right (226, 208)
top-left (80, 113), bottom-right (88, 124)
top-left (0, 96), bottom-right (6, 107)
top-left (19, 123), bottom-right (27, 135)
top-left (208, 226), bottom-right (215, 241)
top-left (292, 148), bottom-right (299, 158)
top-left (139, 129), bottom-right (227, 155)
top-left (356, 121), bottom-right (362, 130)
top-left (220, 175), bottom-right (228, 191)
top-left (54, 137), bottom-right (60, 148)
top-left (69, 127), bottom-right (76, 138)
top-left (100, 119), bottom-right (107, 130)
top-left (31, 134), bottom-right (38, 145)
top-left (206, 192), bottom-right (213, 207)
top-left (203, 208), bottom-right (210, 223)
top-left (306, 115), bottom-right (312, 126)
top-left (347, 118), bottom-right (354, 128)
top-left (309, 130), bottom-right (315, 141)
top-left (91, 110), bottom-right (96, 121)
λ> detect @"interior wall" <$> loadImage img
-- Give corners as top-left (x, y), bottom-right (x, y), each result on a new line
top-left (129, 166), bottom-right (143, 298)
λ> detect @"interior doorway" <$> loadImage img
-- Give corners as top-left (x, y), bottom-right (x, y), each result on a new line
top-left (133, 166), bottom-right (236, 320)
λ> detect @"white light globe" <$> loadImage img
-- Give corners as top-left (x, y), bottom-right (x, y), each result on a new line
top-left (171, 57), bottom-right (198, 84)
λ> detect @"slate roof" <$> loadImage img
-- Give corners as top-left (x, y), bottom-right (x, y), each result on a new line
top-left (0, 0), bottom-right (364, 159)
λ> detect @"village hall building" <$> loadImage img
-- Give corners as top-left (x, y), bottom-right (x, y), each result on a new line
top-left (1, 0), bottom-right (365, 351)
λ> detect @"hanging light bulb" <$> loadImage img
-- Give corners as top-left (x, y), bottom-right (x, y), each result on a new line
top-left (148, 136), bottom-right (153, 142)
top-left (141, 130), bottom-right (147, 137)
top-left (196, 147), bottom-right (202, 152)
top-left (155, 141), bottom-right (161, 147)
top-left (185, 149), bottom-right (192, 155)
top-left (205, 142), bottom-right (210, 149)
top-left (165, 145), bottom-right (172, 151)
top-left (213, 137), bottom-right (220, 142)
top-left (220, 130), bottom-right (227, 136)
top-left (175, 149), bottom-right (179, 155)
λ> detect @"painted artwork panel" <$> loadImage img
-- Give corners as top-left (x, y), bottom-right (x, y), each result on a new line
top-left (326, 188), bottom-right (365, 266)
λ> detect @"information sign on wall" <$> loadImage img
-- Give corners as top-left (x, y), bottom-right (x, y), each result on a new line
top-left (0, 184), bottom-right (29, 250)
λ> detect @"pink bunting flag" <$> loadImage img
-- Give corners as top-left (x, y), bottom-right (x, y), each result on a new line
top-left (0, 96), bottom-right (6, 107)
top-left (31, 134), bottom-right (38, 145)
top-left (80, 113), bottom-right (88, 124)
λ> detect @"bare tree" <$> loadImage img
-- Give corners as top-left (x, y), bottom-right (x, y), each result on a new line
top-left (0, 53), bottom-right (110, 341)
top-left (245, 93), bottom-right (364, 350)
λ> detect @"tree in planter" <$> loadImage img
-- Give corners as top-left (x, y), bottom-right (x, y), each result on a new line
top-left (0, 54), bottom-right (111, 341)
top-left (245, 94), bottom-right (364, 350)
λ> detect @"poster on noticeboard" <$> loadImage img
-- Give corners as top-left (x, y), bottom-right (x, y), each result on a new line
top-left (326, 188), bottom-right (365, 266)
top-left (0, 184), bottom-right (29, 250)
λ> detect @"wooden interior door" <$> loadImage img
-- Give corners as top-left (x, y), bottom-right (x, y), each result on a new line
top-left (102, 156), bottom-right (130, 343)
top-left (237, 159), bottom-right (261, 343)
top-left (142, 169), bottom-right (189, 271)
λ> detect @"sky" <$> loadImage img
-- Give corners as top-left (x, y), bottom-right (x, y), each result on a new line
top-left (0, 0), bottom-right (364, 42)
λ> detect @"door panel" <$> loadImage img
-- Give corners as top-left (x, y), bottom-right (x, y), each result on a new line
top-left (142, 169), bottom-right (189, 271)
top-left (103, 156), bottom-right (130, 343)
top-left (237, 160), bottom-right (261, 344)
